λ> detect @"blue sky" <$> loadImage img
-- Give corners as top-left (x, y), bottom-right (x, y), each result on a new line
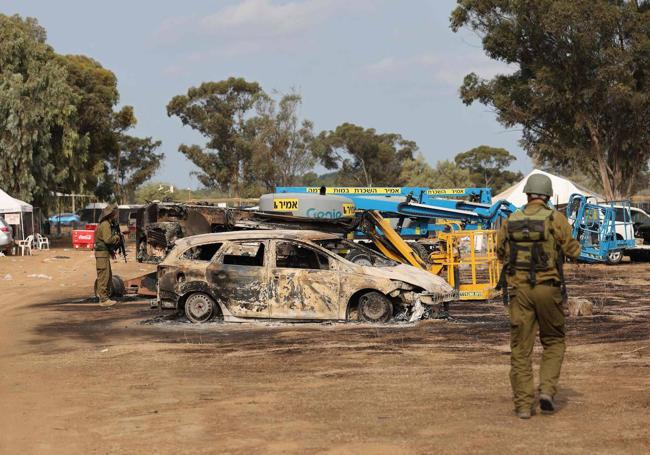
top-left (4, 0), bottom-right (528, 190)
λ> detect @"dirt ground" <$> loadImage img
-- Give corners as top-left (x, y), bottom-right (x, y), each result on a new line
top-left (0, 246), bottom-right (648, 454)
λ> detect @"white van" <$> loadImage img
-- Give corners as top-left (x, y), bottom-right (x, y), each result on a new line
top-left (613, 206), bottom-right (650, 261)
top-left (614, 206), bottom-right (650, 242)
top-left (613, 205), bottom-right (635, 241)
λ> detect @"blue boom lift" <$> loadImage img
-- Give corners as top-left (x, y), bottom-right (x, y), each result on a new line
top-left (276, 186), bottom-right (515, 237)
top-left (566, 193), bottom-right (635, 264)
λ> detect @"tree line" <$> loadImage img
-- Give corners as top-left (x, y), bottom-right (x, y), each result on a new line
top-left (0, 14), bottom-right (162, 211)
top-left (1, 12), bottom-right (522, 211)
top-left (8, 1), bottom-right (650, 210)
top-left (164, 77), bottom-right (523, 199)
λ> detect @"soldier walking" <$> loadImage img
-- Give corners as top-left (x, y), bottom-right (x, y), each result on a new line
top-left (497, 174), bottom-right (581, 419)
top-left (95, 204), bottom-right (121, 307)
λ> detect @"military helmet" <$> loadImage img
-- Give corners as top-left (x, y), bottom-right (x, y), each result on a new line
top-left (523, 174), bottom-right (553, 197)
top-left (99, 203), bottom-right (118, 221)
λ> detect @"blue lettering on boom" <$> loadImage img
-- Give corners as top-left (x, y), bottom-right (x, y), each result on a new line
top-left (306, 208), bottom-right (343, 219)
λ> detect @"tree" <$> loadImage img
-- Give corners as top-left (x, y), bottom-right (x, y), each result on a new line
top-left (400, 154), bottom-right (472, 187)
top-left (88, 104), bottom-right (164, 204)
top-left (451, 0), bottom-right (650, 199)
top-left (60, 54), bottom-right (120, 199)
top-left (114, 135), bottom-right (164, 203)
top-left (0, 14), bottom-right (87, 209)
top-left (166, 78), bottom-right (264, 197)
top-left (454, 146), bottom-right (523, 192)
top-left (0, 15), bottom-right (161, 209)
top-left (249, 93), bottom-right (316, 190)
top-left (313, 123), bottom-right (417, 186)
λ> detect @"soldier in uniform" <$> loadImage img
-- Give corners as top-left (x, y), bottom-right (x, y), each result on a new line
top-left (95, 204), bottom-right (121, 307)
top-left (497, 174), bottom-right (581, 419)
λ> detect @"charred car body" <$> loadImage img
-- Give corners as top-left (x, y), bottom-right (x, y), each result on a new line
top-left (156, 230), bottom-right (457, 323)
top-left (136, 202), bottom-right (252, 264)
top-left (136, 201), bottom-right (356, 264)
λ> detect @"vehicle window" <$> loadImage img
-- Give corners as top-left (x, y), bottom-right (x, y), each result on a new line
top-left (222, 241), bottom-right (265, 266)
top-left (275, 241), bottom-right (330, 270)
top-left (614, 207), bottom-right (629, 222)
top-left (180, 242), bottom-right (223, 261)
top-left (314, 239), bottom-right (396, 267)
top-left (631, 210), bottom-right (650, 225)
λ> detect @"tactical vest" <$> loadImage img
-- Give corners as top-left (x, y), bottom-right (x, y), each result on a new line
top-left (506, 205), bottom-right (558, 286)
top-left (94, 221), bottom-right (111, 252)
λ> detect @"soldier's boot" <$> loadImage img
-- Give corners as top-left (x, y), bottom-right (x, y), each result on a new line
top-left (516, 409), bottom-right (532, 419)
top-left (99, 299), bottom-right (117, 307)
top-left (539, 393), bottom-right (556, 414)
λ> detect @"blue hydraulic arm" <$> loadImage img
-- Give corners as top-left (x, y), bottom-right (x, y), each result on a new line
top-left (393, 199), bottom-right (516, 227)
top-left (352, 197), bottom-right (515, 238)
top-left (275, 186), bottom-right (514, 238)
top-left (275, 186), bottom-right (515, 233)
top-left (344, 195), bottom-right (514, 226)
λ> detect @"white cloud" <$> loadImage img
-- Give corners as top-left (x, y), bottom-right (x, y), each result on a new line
top-left (361, 51), bottom-right (515, 86)
top-left (199, 0), bottom-right (341, 38)
top-left (154, 0), bottom-right (380, 57)
top-left (161, 64), bottom-right (187, 77)
top-left (152, 16), bottom-right (196, 47)
top-left (363, 57), bottom-right (399, 74)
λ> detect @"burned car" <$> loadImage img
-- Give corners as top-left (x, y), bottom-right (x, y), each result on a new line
top-left (156, 230), bottom-right (457, 323)
top-left (136, 202), bottom-right (253, 264)
top-left (136, 201), bottom-right (357, 264)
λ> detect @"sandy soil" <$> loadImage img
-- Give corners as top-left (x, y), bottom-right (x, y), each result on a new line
top-left (0, 246), bottom-right (648, 454)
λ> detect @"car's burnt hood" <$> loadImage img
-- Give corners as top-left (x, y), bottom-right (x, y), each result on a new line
top-left (357, 264), bottom-right (455, 295)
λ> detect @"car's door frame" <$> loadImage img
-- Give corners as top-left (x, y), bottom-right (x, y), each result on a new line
top-left (268, 239), bottom-right (341, 320)
top-left (206, 239), bottom-right (272, 319)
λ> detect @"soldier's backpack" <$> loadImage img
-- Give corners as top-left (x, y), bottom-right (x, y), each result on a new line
top-left (505, 205), bottom-right (559, 286)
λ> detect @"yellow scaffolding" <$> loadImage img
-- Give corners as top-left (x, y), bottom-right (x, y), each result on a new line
top-left (360, 211), bottom-right (500, 301)
top-left (434, 229), bottom-right (499, 301)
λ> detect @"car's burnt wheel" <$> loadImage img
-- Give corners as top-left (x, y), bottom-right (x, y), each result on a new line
top-left (184, 293), bottom-right (216, 323)
top-left (358, 291), bottom-right (393, 323)
top-left (346, 250), bottom-right (373, 266)
top-left (94, 275), bottom-right (125, 299)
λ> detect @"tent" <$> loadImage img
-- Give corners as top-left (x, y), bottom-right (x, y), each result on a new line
top-left (0, 189), bottom-right (33, 240)
top-left (493, 169), bottom-right (603, 207)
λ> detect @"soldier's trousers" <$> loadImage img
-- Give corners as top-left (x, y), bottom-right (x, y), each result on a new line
top-left (95, 254), bottom-right (112, 302)
top-left (509, 283), bottom-right (565, 411)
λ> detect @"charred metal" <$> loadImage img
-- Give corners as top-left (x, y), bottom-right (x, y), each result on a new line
top-left (155, 230), bottom-right (458, 324)
top-left (136, 202), bottom-right (357, 264)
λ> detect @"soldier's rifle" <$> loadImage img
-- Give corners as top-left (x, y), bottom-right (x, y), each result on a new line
top-left (110, 220), bottom-right (128, 263)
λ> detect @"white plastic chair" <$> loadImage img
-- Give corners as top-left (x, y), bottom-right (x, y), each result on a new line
top-left (17, 234), bottom-right (34, 256)
top-left (36, 233), bottom-right (50, 250)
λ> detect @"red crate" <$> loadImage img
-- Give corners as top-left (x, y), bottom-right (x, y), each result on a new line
top-left (72, 230), bottom-right (95, 249)
top-left (85, 223), bottom-right (98, 231)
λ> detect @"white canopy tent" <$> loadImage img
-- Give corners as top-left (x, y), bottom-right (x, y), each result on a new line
top-left (493, 169), bottom-right (603, 208)
top-left (0, 189), bottom-right (33, 240)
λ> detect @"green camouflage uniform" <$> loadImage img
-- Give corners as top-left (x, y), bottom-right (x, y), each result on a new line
top-left (497, 199), bottom-right (581, 412)
top-left (94, 220), bottom-right (119, 302)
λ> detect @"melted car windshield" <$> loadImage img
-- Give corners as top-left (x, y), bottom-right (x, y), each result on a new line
top-left (314, 239), bottom-right (396, 267)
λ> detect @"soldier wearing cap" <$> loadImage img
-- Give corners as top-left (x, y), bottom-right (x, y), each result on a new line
top-left (497, 174), bottom-right (581, 419)
top-left (94, 204), bottom-right (120, 307)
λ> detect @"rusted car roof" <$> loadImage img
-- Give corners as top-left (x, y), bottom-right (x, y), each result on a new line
top-left (174, 229), bottom-right (341, 248)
